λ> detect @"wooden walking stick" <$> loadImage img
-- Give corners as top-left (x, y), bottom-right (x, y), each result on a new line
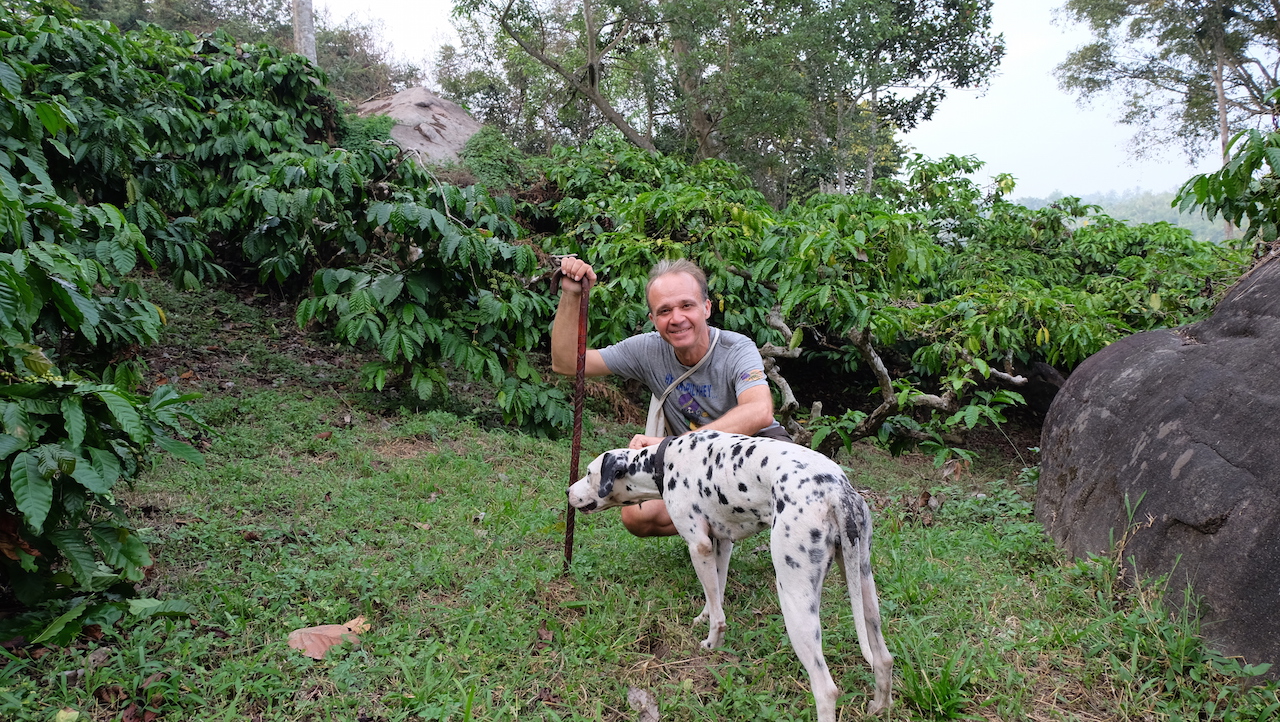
top-left (564, 277), bottom-right (590, 573)
top-left (552, 259), bottom-right (591, 574)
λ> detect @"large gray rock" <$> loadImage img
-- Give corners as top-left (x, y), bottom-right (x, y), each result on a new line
top-left (1037, 254), bottom-right (1280, 666)
top-left (358, 87), bottom-right (481, 163)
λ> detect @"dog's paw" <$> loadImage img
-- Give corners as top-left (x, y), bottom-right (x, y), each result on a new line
top-left (700, 637), bottom-right (716, 650)
top-left (867, 698), bottom-right (891, 715)
top-left (692, 609), bottom-right (709, 625)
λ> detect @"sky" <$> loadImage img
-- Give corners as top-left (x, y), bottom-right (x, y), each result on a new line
top-left (316, 0), bottom-right (1222, 199)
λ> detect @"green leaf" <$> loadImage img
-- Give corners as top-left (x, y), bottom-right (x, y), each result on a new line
top-left (71, 461), bottom-right (111, 494)
top-left (47, 529), bottom-right (97, 589)
top-left (11, 451), bottom-right (53, 533)
top-left (0, 432), bottom-right (25, 459)
top-left (155, 436), bottom-right (204, 466)
top-left (128, 598), bottom-right (195, 619)
top-left (94, 390), bottom-right (147, 443)
top-left (62, 395), bottom-right (85, 448)
top-left (29, 602), bottom-right (88, 645)
top-left (89, 447), bottom-right (122, 487)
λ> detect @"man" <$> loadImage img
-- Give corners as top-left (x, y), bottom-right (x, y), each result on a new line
top-left (551, 256), bottom-right (788, 537)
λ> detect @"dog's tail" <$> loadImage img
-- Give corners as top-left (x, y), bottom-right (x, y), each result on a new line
top-left (836, 484), bottom-right (894, 713)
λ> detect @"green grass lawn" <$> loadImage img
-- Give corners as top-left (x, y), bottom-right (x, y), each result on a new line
top-left (3, 283), bottom-right (1277, 721)
top-left (5, 383), bottom-right (1278, 721)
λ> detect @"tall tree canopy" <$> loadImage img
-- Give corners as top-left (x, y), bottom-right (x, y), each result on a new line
top-left (442, 0), bottom-right (1004, 204)
top-left (1056, 0), bottom-right (1280, 160)
top-left (74, 0), bottom-right (421, 102)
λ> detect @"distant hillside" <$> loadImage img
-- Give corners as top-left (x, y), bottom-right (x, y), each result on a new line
top-left (1015, 190), bottom-right (1233, 243)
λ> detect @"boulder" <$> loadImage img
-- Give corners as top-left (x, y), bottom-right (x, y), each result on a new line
top-left (1037, 254), bottom-right (1280, 666)
top-left (358, 87), bottom-right (482, 163)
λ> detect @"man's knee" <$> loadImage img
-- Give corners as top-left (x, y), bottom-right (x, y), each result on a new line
top-left (621, 502), bottom-right (677, 537)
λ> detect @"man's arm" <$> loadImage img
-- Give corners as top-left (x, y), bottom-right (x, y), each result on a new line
top-left (550, 258), bottom-right (611, 377)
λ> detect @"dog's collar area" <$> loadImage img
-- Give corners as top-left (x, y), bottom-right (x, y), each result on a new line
top-left (652, 436), bottom-right (675, 495)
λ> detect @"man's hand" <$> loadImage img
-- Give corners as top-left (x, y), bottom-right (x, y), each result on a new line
top-left (559, 256), bottom-right (597, 294)
top-left (628, 434), bottom-right (665, 449)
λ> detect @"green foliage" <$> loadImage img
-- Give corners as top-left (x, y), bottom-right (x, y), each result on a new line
top-left (0, 343), bottom-right (207, 613)
top-left (458, 126), bottom-right (531, 191)
top-left (538, 140), bottom-right (1248, 454)
top-left (445, 0), bottom-right (1003, 202)
top-left (1178, 126), bottom-right (1280, 252)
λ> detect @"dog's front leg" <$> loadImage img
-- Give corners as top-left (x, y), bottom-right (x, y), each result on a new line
top-left (685, 520), bottom-right (727, 649)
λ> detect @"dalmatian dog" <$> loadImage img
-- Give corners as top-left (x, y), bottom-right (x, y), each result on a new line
top-left (568, 429), bottom-right (893, 720)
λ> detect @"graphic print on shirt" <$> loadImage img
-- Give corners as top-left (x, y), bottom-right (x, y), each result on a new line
top-left (665, 375), bottom-right (714, 430)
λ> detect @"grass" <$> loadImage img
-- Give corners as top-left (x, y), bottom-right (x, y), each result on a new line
top-left (4, 286), bottom-right (1280, 721)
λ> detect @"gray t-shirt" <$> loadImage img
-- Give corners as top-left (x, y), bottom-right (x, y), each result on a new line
top-left (598, 327), bottom-right (780, 434)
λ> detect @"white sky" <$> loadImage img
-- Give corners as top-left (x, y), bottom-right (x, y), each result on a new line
top-left (317, 0), bottom-right (1221, 199)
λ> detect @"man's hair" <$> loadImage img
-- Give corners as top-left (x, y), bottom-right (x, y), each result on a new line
top-left (646, 259), bottom-right (709, 311)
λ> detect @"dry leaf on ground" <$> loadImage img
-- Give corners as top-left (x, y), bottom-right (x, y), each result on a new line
top-left (627, 686), bottom-right (660, 722)
top-left (287, 616), bottom-right (370, 660)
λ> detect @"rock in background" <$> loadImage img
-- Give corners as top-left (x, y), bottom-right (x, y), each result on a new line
top-left (358, 87), bottom-right (481, 163)
top-left (1037, 253), bottom-right (1280, 667)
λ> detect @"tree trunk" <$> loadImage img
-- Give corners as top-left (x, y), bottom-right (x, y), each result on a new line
top-left (1212, 3), bottom-right (1235, 239)
top-left (671, 36), bottom-right (719, 159)
top-left (497, 2), bottom-right (656, 153)
top-left (292, 0), bottom-right (316, 63)
top-left (863, 85), bottom-right (878, 195)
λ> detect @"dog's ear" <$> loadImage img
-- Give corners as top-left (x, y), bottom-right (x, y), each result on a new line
top-left (598, 451), bottom-right (625, 497)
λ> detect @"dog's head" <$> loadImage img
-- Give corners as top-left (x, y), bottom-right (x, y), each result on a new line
top-left (567, 447), bottom-right (662, 513)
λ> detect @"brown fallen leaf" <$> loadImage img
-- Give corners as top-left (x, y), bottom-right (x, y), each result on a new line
top-left (412, 522), bottom-right (431, 531)
top-left (627, 686), bottom-right (660, 722)
top-left (94, 685), bottom-right (127, 703)
top-left (287, 616), bottom-right (370, 660)
top-left (179, 370), bottom-right (195, 380)
top-left (241, 530), bottom-right (262, 542)
top-left (314, 431), bottom-right (332, 440)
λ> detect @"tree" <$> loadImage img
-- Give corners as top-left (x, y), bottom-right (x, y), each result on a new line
top-left (1056, 0), bottom-right (1280, 161)
top-left (74, 0), bottom-right (420, 103)
top-left (447, 0), bottom-right (1003, 203)
top-left (292, 0), bottom-right (316, 62)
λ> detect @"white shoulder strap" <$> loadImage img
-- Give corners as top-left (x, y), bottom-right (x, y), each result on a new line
top-left (644, 329), bottom-right (721, 437)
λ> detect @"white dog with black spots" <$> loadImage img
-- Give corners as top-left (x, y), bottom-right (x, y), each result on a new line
top-left (568, 429), bottom-right (893, 720)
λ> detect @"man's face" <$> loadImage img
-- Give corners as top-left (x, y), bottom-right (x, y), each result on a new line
top-left (647, 271), bottom-right (712, 357)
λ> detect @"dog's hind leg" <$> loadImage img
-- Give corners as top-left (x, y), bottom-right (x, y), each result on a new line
top-left (774, 545), bottom-right (839, 722)
top-left (693, 537), bottom-right (733, 627)
top-left (837, 495), bottom-right (893, 715)
top-left (685, 519), bottom-right (728, 649)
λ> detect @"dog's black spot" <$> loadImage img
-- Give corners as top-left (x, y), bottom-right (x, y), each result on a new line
top-left (776, 499), bottom-right (786, 513)
top-left (809, 602), bottom-right (818, 614)
top-left (760, 456), bottom-right (769, 468)
top-left (627, 462), bottom-right (639, 476)
top-left (780, 473), bottom-right (789, 484)
top-left (738, 482), bottom-right (748, 492)
top-left (745, 445), bottom-right (756, 458)
top-left (683, 480), bottom-right (690, 488)
top-left (702, 486), bottom-right (712, 497)
top-left (715, 452), bottom-right (723, 466)
top-left (733, 506), bottom-right (745, 513)
top-left (731, 444), bottom-right (742, 457)
top-left (809, 528), bottom-right (822, 543)
top-left (784, 555), bottom-right (801, 569)
top-left (706, 466), bottom-right (714, 481)
top-left (668, 479), bottom-right (677, 491)
top-left (692, 503), bottom-right (702, 515)
top-left (717, 488), bottom-right (729, 505)
top-left (808, 545), bottom-right (825, 565)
